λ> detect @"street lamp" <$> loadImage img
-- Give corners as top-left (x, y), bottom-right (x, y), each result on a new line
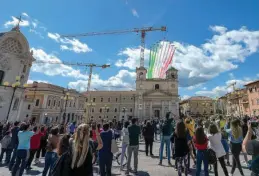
top-left (61, 91), bottom-right (74, 124)
top-left (86, 100), bottom-right (96, 123)
top-left (3, 76), bottom-right (28, 121)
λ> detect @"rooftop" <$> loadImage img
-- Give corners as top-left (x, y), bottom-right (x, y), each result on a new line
top-left (244, 79), bottom-right (259, 86)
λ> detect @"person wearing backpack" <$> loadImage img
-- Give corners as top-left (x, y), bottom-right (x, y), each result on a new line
top-left (0, 131), bottom-right (12, 164)
top-left (208, 124), bottom-right (229, 176)
top-left (51, 134), bottom-right (71, 176)
top-left (193, 127), bottom-right (209, 176)
top-left (171, 121), bottom-right (193, 176)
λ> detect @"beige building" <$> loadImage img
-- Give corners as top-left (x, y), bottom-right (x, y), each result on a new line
top-left (245, 80), bottom-right (259, 116)
top-left (225, 88), bottom-right (250, 117)
top-left (25, 82), bottom-right (86, 124)
top-left (180, 96), bottom-right (215, 118)
top-left (85, 67), bottom-right (179, 122)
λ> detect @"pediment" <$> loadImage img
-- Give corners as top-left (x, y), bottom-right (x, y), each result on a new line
top-left (143, 90), bottom-right (172, 97)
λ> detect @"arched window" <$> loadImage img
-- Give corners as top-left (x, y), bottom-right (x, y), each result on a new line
top-left (0, 70), bottom-right (4, 85)
top-left (155, 84), bottom-right (159, 90)
top-left (35, 99), bottom-right (40, 106)
top-left (100, 108), bottom-right (102, 113)
top-left (114, 108), bottom-right (117, 112)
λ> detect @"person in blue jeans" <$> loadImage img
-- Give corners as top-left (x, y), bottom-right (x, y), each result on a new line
top-left (159, 112), bottom-right (174, 166)
top-left (193, 127), bottom-right (209, 176)
top-left (12, 123), bottom-right (34, 176)
top-left (42, 127), bottom-right (59, 176)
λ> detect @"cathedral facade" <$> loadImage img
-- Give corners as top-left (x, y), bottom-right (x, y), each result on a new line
top-left (85, 66), bottom-right (179, 122)
top-left (0, 28), bottom-right (34, 122)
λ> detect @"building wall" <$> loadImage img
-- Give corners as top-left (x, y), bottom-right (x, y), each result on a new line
top-left (246, 81), bottom-right (259, 116)
top-left (25, 83), bottom-right (86, 124)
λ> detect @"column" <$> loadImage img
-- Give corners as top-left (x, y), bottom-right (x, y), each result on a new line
top-left (150, 101), bottom-right (152, 118)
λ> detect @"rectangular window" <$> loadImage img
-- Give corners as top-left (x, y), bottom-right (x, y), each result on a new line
top-left (93, 98), bottom-right (96, 102)
top-left (101, 98), bottom-right (103, 102)
top-left (0, 70), bottom-right (4, 85)
top-left (92, 108), bottom-right (94, 113)
top-left (116, 98), bottom-right (118, 102)
top-left (48, 100), bottom-right (51, 106)
top-left (35, 99), bottom-right (40, 106)
top-left (58, 101), bottom-right (60, 107)
top-left (108, 98), bottom-right (110, 102)
top-left (53, 100), bottom-right (56, 106)
top-left (27, 104), bottom-right (31, 110)
top-left (130, 108), bottom-right (133, 112)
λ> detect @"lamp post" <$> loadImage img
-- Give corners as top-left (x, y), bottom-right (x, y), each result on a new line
top-left (86, 100), bottom-right (96, 123)
top-left (3, 76), bottom-right (28, 121)
top-left (61, 90), bottom-right (73, 124)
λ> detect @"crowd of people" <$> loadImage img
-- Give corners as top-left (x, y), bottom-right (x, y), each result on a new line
top-left (0, 113), bottom-right (258, 176)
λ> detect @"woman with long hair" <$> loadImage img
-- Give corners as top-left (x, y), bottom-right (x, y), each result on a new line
top-left (208, 124), bottom-right (229, 176)
top-left (171, 121), bottom-right (192, 176)
top-left (193, 127), bottom-right (209, 176)
top-left (70, 123), bottom-right (102, 175)
top-left (226, 119), bottom-right (245, 176)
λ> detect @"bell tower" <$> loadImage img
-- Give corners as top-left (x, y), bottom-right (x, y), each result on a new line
top-left (166, 67), bottom-right (178, 80)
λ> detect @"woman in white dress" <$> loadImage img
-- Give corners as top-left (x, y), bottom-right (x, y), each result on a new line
top-left (120, 121), bottom-right (130, 171)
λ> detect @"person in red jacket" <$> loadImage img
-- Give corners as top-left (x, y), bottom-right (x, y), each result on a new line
top-left (26, 126), bottom-right (44, 170)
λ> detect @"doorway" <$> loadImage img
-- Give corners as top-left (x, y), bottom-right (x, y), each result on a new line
top-left (154, 110), bottom-right (160, 118)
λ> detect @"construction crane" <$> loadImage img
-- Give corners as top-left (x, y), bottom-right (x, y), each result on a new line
top-left (227, 81), bottom-right (237, 91)
top-left (34, 60), bottom-right (110, 92)
top-left (61, 26), bottom-right (167, 67)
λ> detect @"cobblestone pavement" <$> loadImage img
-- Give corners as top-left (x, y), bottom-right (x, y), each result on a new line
top-left (0, 140), bottom-right (252, 176)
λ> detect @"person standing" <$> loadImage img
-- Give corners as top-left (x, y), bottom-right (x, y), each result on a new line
top-left (126, 118), bottom-right (141, 175)
top-left (208, 124), bottom-right (229, 176)
top-left (193, 127), bottom-right (209, 176)
top-left (8, 121), bottom-right (20, 170)
top-left (0, 131), bottom-right (12, 164)
top-left (99, 123), bottom-right (113, 176)
top-left (12, 123), bottom-right (34, 176)
top-left (42, 127), bottom-right (59, 176)
top-left (120, 121), bottom-right (130, 171)
top-left (69, 122), bottom-right (76, 135)
top-left (26, 126), bottom-right (44, 170)
top-left (226, 119), bottom-right (245, 176)
top-left (142, 121), bottom-right (154, 156)
top-left (35, 126), bottom-right (47, 164)
top-left (159, 112), bottom-right (174, 166)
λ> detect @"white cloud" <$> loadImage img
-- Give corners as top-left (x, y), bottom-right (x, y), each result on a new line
top-left (32, 22), bottom-right (37, 28)
top-left (31, 48), bottom-right (88, 79)
top-left (115, 26), bottom-right (259, 87)
top-left (47, 32), bottom-right (92, 53)
top-left (229, 73), bottom-right (235, 79)
top-left (4, 16), bottom-right (30, 28)
top-left (68, 70), bottom-right (136, 92)
top-left (195, 78), bottom-right (252, 97)
top-left (27, 79), bottom-right (49, 84)
top-left (186, 83), bottom-right (203, 90)
top-left (115, 47), bottom-right (150, 69)
top-left (181, 95), bottom-right (190, 100)
top-left (22, 12), bottom-right (29, 17)
top-left (29, 29), bottom-right (44, 39)
top-left (131, 9), bottom-right (139, 18)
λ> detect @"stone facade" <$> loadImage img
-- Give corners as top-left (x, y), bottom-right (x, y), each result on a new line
top-left (25, 83), bottom-right (86, 124)
top-left (85, 66), bottom-right (179, 122)
top-left (0, 29), bottom-right (34, 122)
top-left (245, 80), bottom-right (259, 116)
top-left (180, 96), bottom-right (215, 118)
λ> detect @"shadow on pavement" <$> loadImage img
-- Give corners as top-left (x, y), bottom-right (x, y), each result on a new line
top-left (136, 171), bottom-right (150, 176)
top-left (26, 170), bottom-right (41, 175)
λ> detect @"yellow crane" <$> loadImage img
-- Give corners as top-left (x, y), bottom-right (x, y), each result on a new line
top-left (61, 26), bottom-right (166, 67)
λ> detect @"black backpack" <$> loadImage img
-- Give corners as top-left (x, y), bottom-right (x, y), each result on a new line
top-left (205, 149), bottom-right (217, 165)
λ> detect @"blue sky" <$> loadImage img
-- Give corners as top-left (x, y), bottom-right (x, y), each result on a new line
top-left (1, 0), bottom-right (259, 98)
